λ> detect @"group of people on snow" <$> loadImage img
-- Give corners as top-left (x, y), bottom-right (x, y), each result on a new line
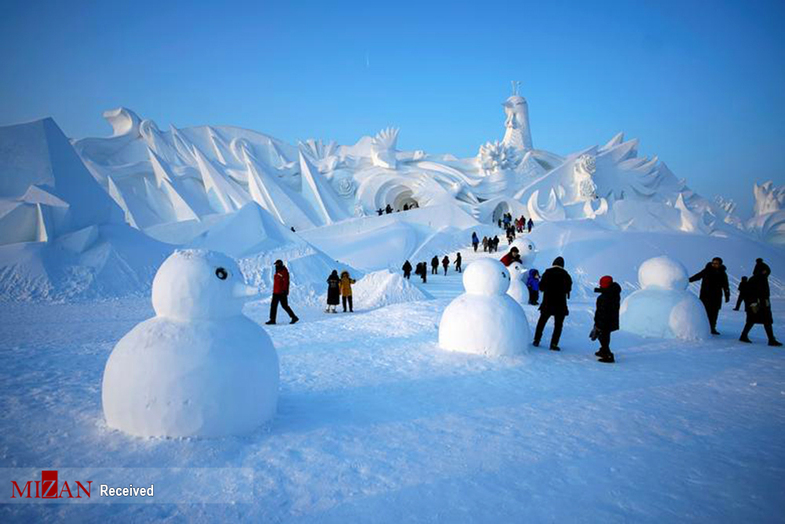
top-left (376, 202), bottom-right (420, 216)
top-left (497, 212), bottom-right (533, 234)
top-left (402, 253), bottom-right (463, 283)
top-left (325, 269), bottom-right (356, 313)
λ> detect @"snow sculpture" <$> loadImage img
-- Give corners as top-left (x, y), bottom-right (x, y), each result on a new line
top-left (748, 181), bottom-right (785, 244)
top-left (574, 154), bottom-right (597, 200)
top-left (478, 140), bottom-right (521, 174)
top-left (370, 127), bottom-right (399, 169)
top-left (439, 258), bottom-right (530, 356)
top-left (506, 261), bottom-right (528, 306)
top-left (510, 238), bottom-right (537, 267)
top-left (620, 255), bottom-right (710, 340)
top-left (502, 81), bottom-right (533, 151)
top-left (102, 250), bottom-right (279, 437)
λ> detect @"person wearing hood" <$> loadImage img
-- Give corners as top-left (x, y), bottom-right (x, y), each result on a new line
top-left (266, 259), bottom-right (299, 325)
top-left (591, 276), bottom-right (621, 363)
top-left (431, 256), bottom-right (439, 275)
top-left (455, 252), bottom-right (462, 273)
top-left (526, 268), bottom-right (540, 305)
top-left (402, 260), bottom-right (412, 280)
top-left (326, 270), bottom-right (341, 313)
top-left (689, 257), bottom-right (730, 335)
top-left (533, 256), bottom-right (572, 351)
top-left (340, 270), bottom-right (356, 313)
top-left (500, 246), bottom-right (521, 267)
top-left (442, 255), bottom-right (450, 275)
top-left (739, 258), bottom-right (782, 346)
top-left (471, 232), bottom-right (479, 252)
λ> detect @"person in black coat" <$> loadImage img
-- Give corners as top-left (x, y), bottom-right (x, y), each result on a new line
top-left (592, 276), bottom-right (621, 363)
top-left (431, 256), bottom-right (439, 275)
top-left (527, 218), bottom-right (533, 233)
top-left (326, 270), bottom-right (341, 313)
top-left (739, 258), bottom-right (782, 346)
top-left (442, 255), bottom-right (450, 275)
top-left (734, 276), bottom-right (748, 311)
top-left (402, 260), bottom-right (412, 280)
top-left (533, 256), bottom-right (573, 351)
top-left (689, 257), bottom-right (730, 335)
top-left (454, 252), bottom-right (462, 273)
top-left (415, 262), bottom-right (427, 283)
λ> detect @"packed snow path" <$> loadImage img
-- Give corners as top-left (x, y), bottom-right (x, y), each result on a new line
top-left (1, 243), bottom-right (784, 522)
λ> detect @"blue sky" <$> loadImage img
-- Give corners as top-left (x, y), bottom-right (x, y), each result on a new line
top-left (1, 0), bottom-right (783, 217)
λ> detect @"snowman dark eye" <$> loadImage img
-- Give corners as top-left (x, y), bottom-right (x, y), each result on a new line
top-left (215, 267), bottom-right (228, 280)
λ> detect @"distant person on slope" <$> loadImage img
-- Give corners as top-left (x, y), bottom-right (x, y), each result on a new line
top-left (455, 252), bottom-right (462, 273)
top-left (739, 258), bottom-right (782, 346)
top-left (689, 257), bottom-right (730, 335)
top-left (533, 256), bottom-right (572, 351)
top-left (734, 276), bottom-right (748, 311)
top-left (326, 270), bottom-right (341, 313)
top-left (526, 268), bottom-right (540, 305)
top-left (266, 260), bottom-right (299, 325)
top-left (527, 218), bottom-right (533, 233)
top-left (340, 270), bottom-right (356, 313)
top-left (442, 256), bottom-right (450, 275)
top-left (591, 275), bottom-right (621, 363)
top-left (472, 232), bottom-right (480, 252)
top-left (431, 256), bottom-right (439, 275)
top-left (482, 236), bottom-right (489, 252)
top-left (500, 246), bottom-right (521, 267)
top-left (385, 204), bottom-right (393, 214)
top-left (402, 260), bottom-right (412, 280)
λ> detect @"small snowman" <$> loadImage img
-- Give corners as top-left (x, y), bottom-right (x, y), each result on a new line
top-left (439, 258), bottom-right (530, 356)
top-left (102, 249), bottom-right (279, 438)
top-left (620, 255), bottom-right (710, 340)
top-left (506, 239), bottom-right (536, 306)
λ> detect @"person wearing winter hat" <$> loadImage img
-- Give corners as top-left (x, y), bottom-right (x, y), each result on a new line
top-left (591, 275), bottom-right (622, 363)
top-left (740, 258), bottom-right (782, 346)
top-left (267, 260), bottom-right (299, 325)
top-left (689, 257), bottom-right (730, 335)
top-left (533, 256), bottom-right (573, 351)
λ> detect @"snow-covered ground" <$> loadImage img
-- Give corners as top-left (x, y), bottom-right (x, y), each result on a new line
top-left (2, 246), bottom-right (784, 522)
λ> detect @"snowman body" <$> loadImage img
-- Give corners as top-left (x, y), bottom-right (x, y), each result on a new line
top-left (102, 249), bottom-right (279, 438)
top-left (620, 255), bottom-right (710, 341)
top-left (506, 261), bottom-right (529, 307)
top-left (439, 258), bottom-right (530, 356)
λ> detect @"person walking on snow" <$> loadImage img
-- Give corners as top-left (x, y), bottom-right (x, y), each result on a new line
top-left (739, 258), bottom-right (782, 346)
top-left (431, 256), bottom-right (439, 275)
top-left (471, 232), bottom-right (480, 252)
top-left (527, 218), bottom-right (533, 233)
top-left (500, 246), bottom-right (521, 267)
top-left (689, 257), bottom-right (730, 335)
top-left (340, 270), bottom-right (355, 312)
top-left (455, 252), bottom-right (462, 273)
top-left (326, 270), bottom-right (341, 313)
top-left (402, 260), bottom-right (412, 280)
top-left (734, 276), bottom-right (748, 311)
top-left (266, 260), bottom-right (299, 325)
top-left (533, 256), bottom-right (572, 351)
top-left (482, 236), bottom-right (489, 252)
top-left (442, 256), bottom-right (450, 275)
top-left (591, 275), bottom-right (621, 363)
top-left (526, 268), bottom-right (540, 305)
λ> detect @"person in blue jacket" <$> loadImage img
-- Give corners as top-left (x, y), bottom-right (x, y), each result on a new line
top-left (526, 268), bottom-right (540, 305)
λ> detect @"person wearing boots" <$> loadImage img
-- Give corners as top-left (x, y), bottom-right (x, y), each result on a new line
top-left (533, 256), bottom-right (572, 351)
top-left (455, 252), bottom-right (462, 273)
top-left (689, 257), bottom-right (730, 335)
top-left (431, 256), bottom-right (439, 275)
top-left (266, 259), bottom-right (299, 325)
top-left (326, 270), bottom-right (341, 313)
top-left (340, 270), bottom-right (356, 312)
top-left (739, 258), bottom-right (782, 346)
top-left (591, 275), bottom-right (621, 363)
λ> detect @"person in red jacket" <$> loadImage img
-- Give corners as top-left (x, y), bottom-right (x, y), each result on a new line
top-left (266, 259), bottom-right (299, 325)
top-left (500, 246), bottom-right (521, 267)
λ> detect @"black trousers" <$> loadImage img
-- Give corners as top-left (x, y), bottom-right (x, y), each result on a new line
top-left (432, 266), bottom-right (438, 275)
top-left (534, 312), bottom-right (565, 347)
top-left (342, 295), bottom-right (353, 312)
top-left (269, 293), bottom-right (297, 322)
top-left (598, 331), bottom-right (612, 352)
top-left (403, 271), bottom-right (410, 279)
top-left (741, 321), bottom-right (775, 342)
top-left (455, 263), bottom-right (461, 273)
top-left (527, 288), bottom-right (539, 305)
top-left (443, 266), bottom-right (448, 275)
top-left (473, 243), bottom-right (478, 252)
top-left (702, 301), bottom-right (720, 330)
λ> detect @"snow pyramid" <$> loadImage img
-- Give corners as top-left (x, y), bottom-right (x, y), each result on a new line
top-left (439, 258), bottom-right (530, 356)
top-left (620, 255), bottom-right (710, 340)
top-left (102, 250), bottom-right (279, 437)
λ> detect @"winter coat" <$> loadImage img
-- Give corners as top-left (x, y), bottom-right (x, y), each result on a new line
top-left (455, 255), bottom-right (462, 267)
top-left (472, 233), bottom-right (479, 244)
top-left (273, 267), bottom-right (290, 295)
top-left (689, 263), bottom-right (730, 310)
top-left (526, 270), bottom-right (540, 291)
top-left (340, 273), bottom-right (355, 296)
top-left (743, 273), bottom-right (773, 325)
top-left (442, 256), bottom-right (449, 268)
top-left (594, 282), bottom-right (621, 332)
top-left (327, 273), bottom-right (341, 305)
top-left (500, 252), bottom-right (520, 267)
top-left (431, 257), bottom-right (439, 268)
top-left (538, 266), bottom-right (572, 316)
top-left (402, 261), bottom-right (412, 274)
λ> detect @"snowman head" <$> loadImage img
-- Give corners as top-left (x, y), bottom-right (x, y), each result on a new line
top-left (510, 238), bottom-right (537, 266)
top-left (508, 262), bottom-right (527, 282)
top-left (463, 258), bottom-right (510, 296)
top-left (152, 250), bottom-right (258, 321)
top-left (638, 255), bottom-right (688, 291)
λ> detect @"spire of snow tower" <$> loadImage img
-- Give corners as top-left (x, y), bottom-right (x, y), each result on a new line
top-left (502, 82), bottom-right (532, 152)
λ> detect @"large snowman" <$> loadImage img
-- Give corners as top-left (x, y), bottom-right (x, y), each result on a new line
top-left (102, 249), bottom-right (279, 438)
top-left (620, 255), bottom-right (710, 340)
top-left (439, 258), bottom-right (530, 356)
top-left (507, 239), bottom-right (536, 306)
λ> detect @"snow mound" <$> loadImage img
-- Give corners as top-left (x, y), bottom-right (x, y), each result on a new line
top-left (639, 255), bottom-right (688, 290)
top-left (352, 270), bottom-right (432, 310)
top-left (464, 258), bottom-right (511, 295)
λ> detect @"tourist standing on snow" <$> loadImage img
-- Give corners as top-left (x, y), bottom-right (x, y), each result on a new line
top-left (431, 256), bottom-right (439, 275)
top-left (472, 232), bottom-right (479, 252)
top-left (526, 268), bottom-right (540, 305)
top-left (533, 256), bottom-right (572, 351)
top-left (385, 204), bottom-right (393, 214)
top-left (340, 270), bottom-right (356, 313)
top-left (527, 218), bottom-right (533, 233)
top-left (493, 235), bottom-right (500, 252)
top-left (402, 260), bottom-right (412, 280)
top-left (689, 257), bottom-right (730, 335)
top-left (500, 246), bottom-right (521, 267)
top-left (266, 260), bottom-right (299, 325)
top-left (734, 276), bottom-right (748, 311)
top-left (592, 275), bottom-right (621, 363)
top-left (442, 256), bottom-right (450, 275)
top-left (739, 258), bottom-right (782, 346)
top-left (482, 236), bottom-right (489, 252)
top-left (455, 252), bottom-right (462, 273)
top-left (326, 270), bottom-right (341, 313)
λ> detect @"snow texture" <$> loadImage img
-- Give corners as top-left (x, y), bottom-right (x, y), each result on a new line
top-left (352, 269), bottom-right (433, 310)
top-left (102, 250), bottom-right (279, 437)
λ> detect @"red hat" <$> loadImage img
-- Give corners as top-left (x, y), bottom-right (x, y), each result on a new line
top-left (599, 275), bottom-right (613, 289)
